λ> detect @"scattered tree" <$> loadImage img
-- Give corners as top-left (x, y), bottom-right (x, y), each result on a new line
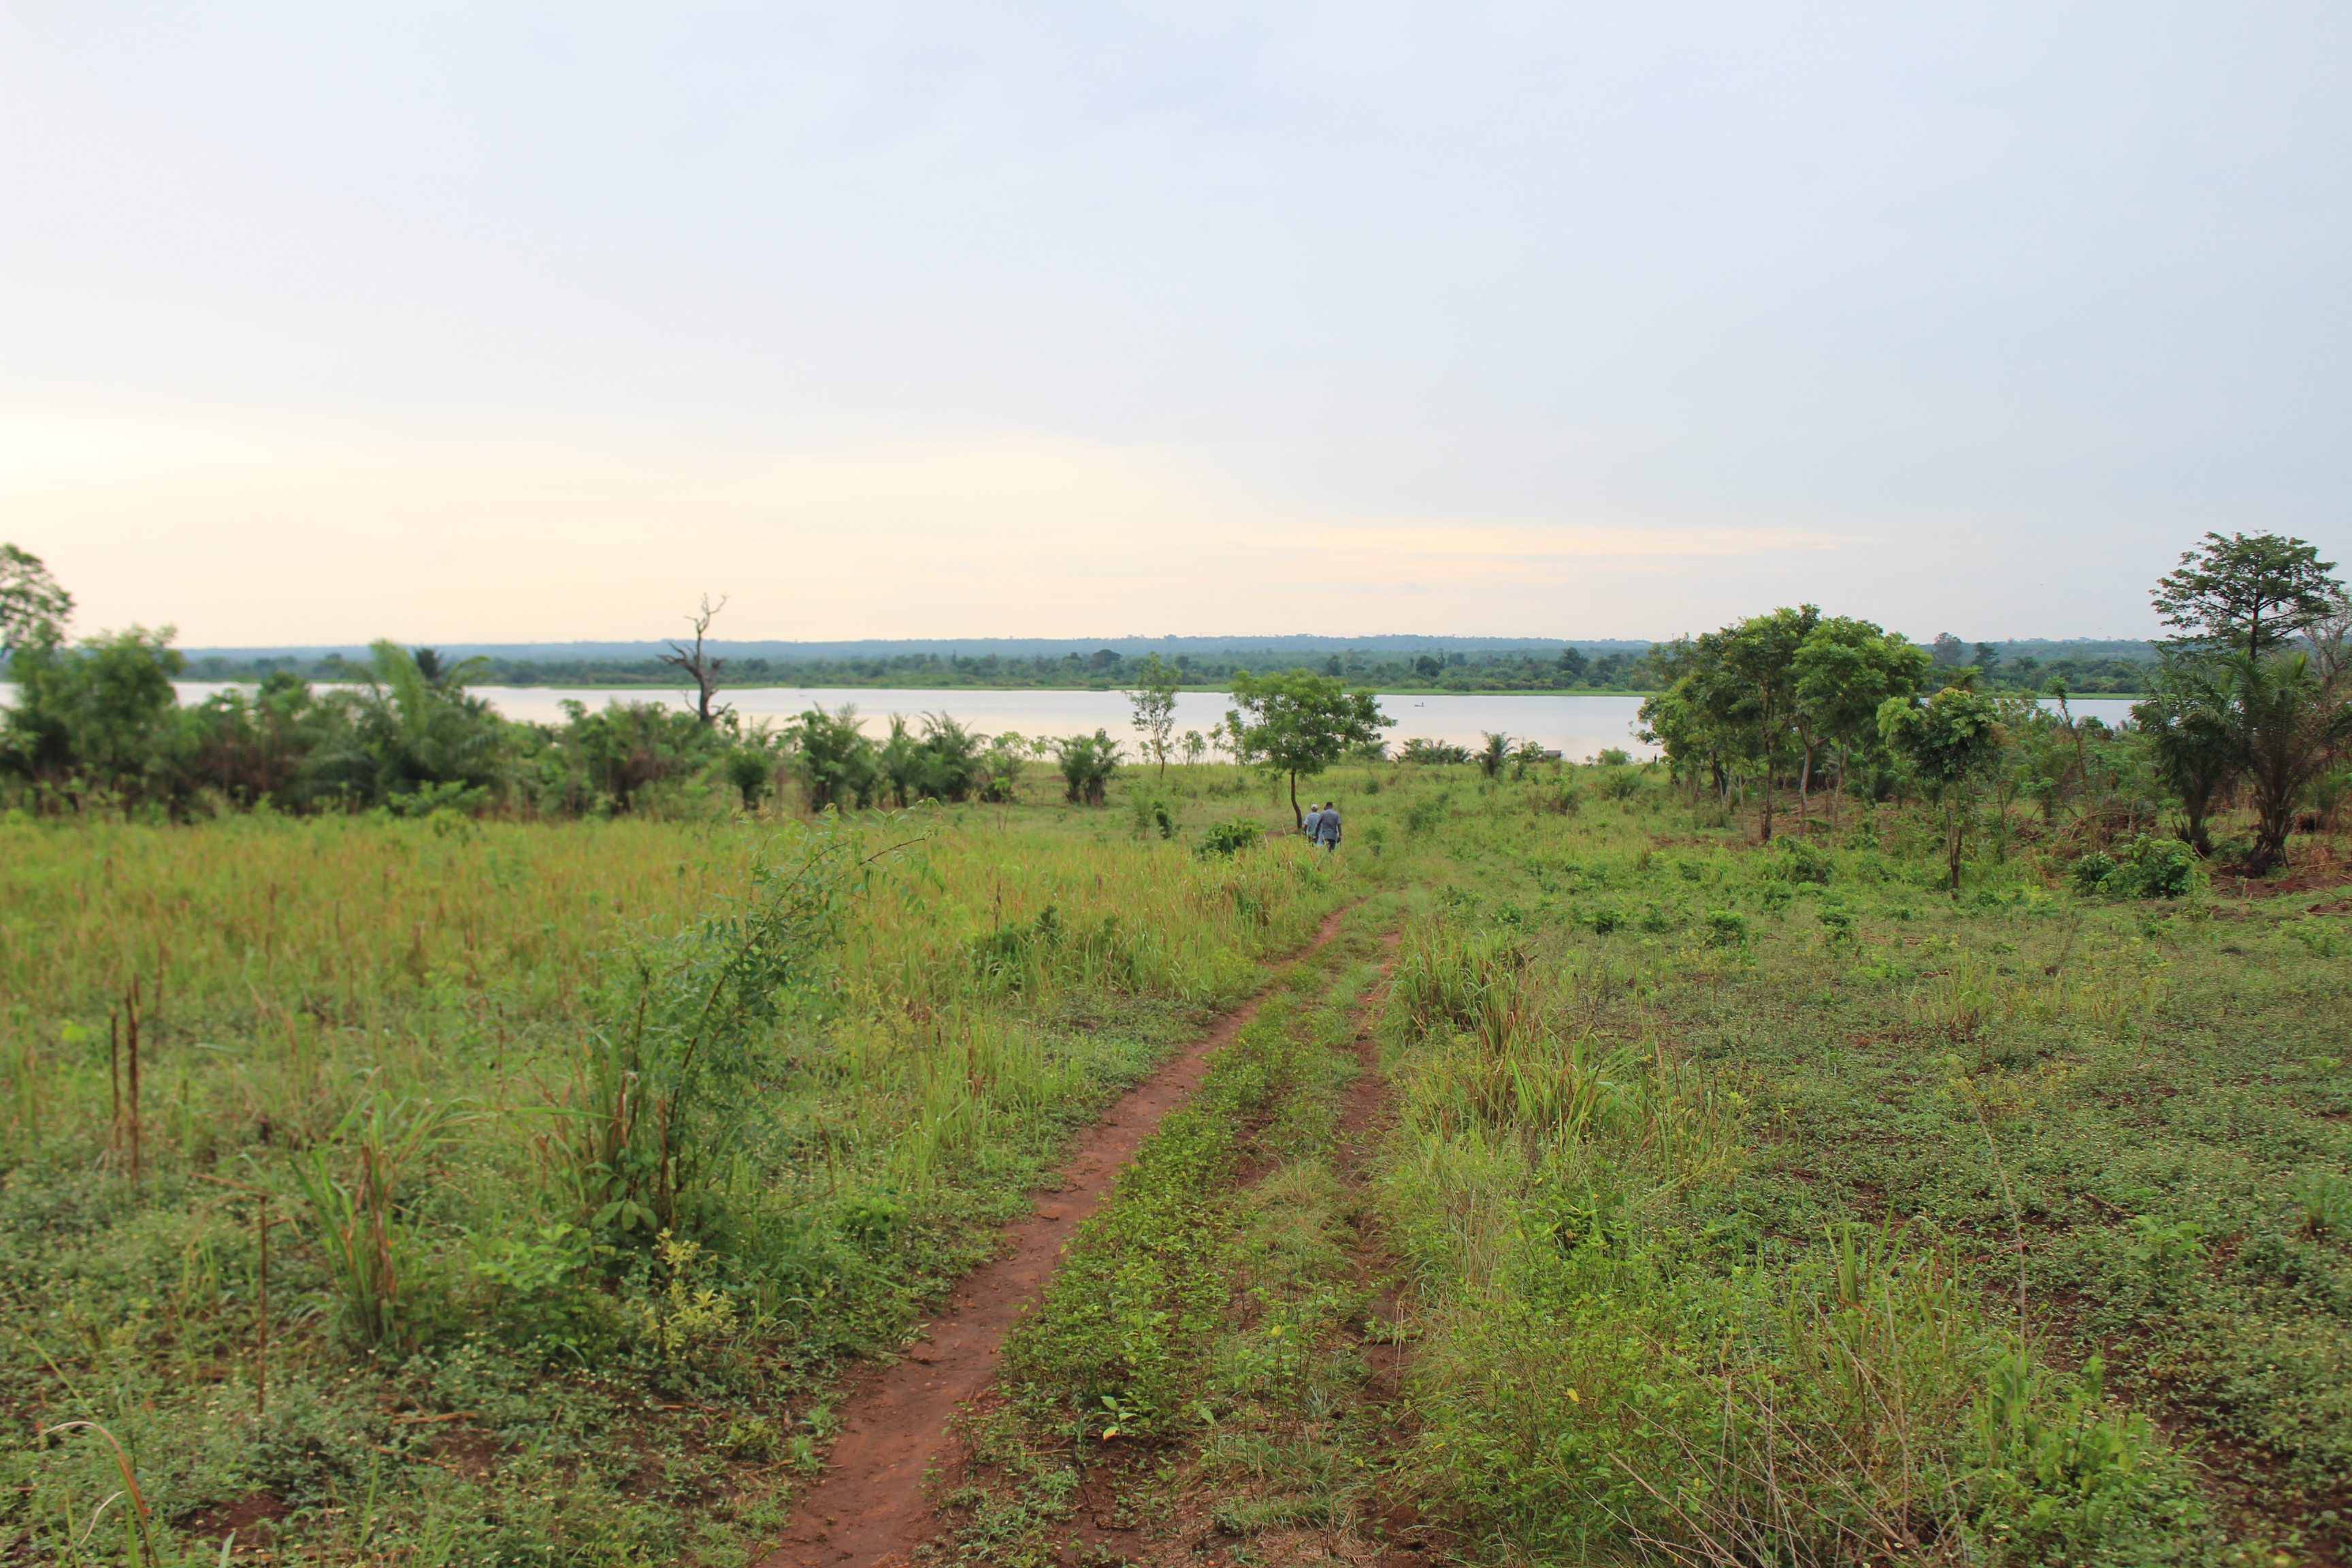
top-left (1793, 617), bottom-right (1930, 826)
top-left (0, 544), bottom-right (74, 653)
top-left (1224, 670), bottom-right (1390, 827)
top-left (1052, 730), bottom-right (1124, 805)
top-left (1124, 653), bottom-right (1181, 779)
top-left (1880, 684), bottom-right (2006, 889)
top-left (660, 595), bottom-right (732, 725)
top-left (2152, 532), bottom-right (2341, 661)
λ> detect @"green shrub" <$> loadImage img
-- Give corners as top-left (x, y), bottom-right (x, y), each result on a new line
top-left (2072, 836), bottom-right (2200, 899)
top-left (1196, 819), bottom-right (1264, 859)
top-left (1403, 796), bottom-right (1448, 834)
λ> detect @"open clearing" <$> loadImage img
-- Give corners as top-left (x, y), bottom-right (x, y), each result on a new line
top-left (4, 762), bottom-right (2349, 1567)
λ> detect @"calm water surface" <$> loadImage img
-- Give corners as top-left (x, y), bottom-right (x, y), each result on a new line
top-left (152, 683), bottom-right (2141, 764)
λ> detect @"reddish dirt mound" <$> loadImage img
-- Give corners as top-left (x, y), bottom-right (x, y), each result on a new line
top-left (760, 907), bottom-right (1352, 1568)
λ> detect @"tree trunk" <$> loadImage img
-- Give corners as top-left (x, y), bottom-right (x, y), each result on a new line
top-left (1289, 770), bottom-right (1302, 828)
top-left (2246, 798), bottom-right (2293, 877)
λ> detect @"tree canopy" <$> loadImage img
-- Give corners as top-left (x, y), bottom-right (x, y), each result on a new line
top-left (0, 544), bottom-right (74, 655)
top-left (1225, 670), bottom-right (1389, 826)
top-left (2151, 531), bottom-right (2342, 660)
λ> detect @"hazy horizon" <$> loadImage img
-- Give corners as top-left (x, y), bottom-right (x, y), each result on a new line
top-left (5, 5), bottom-right (2345, 645)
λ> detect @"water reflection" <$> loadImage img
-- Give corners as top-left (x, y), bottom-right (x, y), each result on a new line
top-left (148, 683), bottom-right (2138, 765)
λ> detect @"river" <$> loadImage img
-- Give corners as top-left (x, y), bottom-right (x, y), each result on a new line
top-left (141, 683), bottom-right (2140, 764)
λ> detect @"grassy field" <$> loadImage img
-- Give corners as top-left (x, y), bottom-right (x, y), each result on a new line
top-left (3, 765), bottom-right (2348, 1566)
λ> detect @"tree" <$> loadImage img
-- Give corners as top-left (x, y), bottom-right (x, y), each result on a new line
top-left (556, 698), bottom-right (711, 813)
top-left (1880, 685), bottom-right (2006, 889)
top-left (1720, 605), bottom-right (1820, 841)
top-left (785, 703), bottom-right (880, 810)
top-left (0, 544), bottom-right (74, 654)
top-left (2157, 653), bottom-right (2352, 875)
top-left (2152, 532), bottom-right (2342, 661)
top-left (2134, 656), bottom-right (2240, 856)
top-left (660, 595), bottom-right (732, 725)
top-left (308, 641), bottom-right (505, 808)
top-left (1224, 670), bottom-right (1390, 827)
top-left (1793, 618), bottom-right (1931, 826)
top-left (1124, 653), bottom-right (1181, 779)
top-left (1, 624), bottom-right (184, 810)
top-left (1476, 731), bottom-right (1511, 779)
top-left (1181, 729), bottom-right (1207, 767)
top-left (1051, 730), bottom-right (1123, 805)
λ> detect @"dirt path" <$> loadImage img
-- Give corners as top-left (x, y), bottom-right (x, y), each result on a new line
top-left (760, 906), bottom-right (1355, 1568)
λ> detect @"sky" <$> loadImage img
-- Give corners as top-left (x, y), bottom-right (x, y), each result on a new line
top-left (3, 3), bottom-right (2346, 647)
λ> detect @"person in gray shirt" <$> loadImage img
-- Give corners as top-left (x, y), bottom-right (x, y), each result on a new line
top-left (1316, 801), bottom-right (1341, 850)
top-left (1301, 802), bottom-right (1327, 842)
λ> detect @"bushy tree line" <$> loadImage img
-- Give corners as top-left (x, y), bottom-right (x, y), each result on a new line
top-left (185, 642), bottom-right (1669, 693)
top-left (0, 551), bottom-right (1126, 821)
top-left (1636, 532), bottom-right (2351, 882)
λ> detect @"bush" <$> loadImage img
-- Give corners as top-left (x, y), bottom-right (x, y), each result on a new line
top-left (2071, 836), bottom-right (2199, 899)
top-left (1778, 839), bottom-right (1833, 884)
top-left (1196, 819), bottom-right (1264, 860)
top-left (1129, 788), bottom-right (1176, 840)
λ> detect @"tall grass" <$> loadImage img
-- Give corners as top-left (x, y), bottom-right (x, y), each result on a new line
top-left (0, 793), bottom-right (1346, 1562)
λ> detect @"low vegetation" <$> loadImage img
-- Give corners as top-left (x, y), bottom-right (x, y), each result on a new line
top-left (3, 532), bottom-right (2348, 1565)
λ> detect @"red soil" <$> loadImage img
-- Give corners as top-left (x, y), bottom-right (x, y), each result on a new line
top-left (760, 906), bottom-right (1353, 1568)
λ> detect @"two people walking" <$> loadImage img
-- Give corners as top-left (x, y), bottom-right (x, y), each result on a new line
top-left (1302, 800), bottom-right (1342, 851)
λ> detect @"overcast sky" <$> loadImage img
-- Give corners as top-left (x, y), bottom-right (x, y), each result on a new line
top-left (3, 3), bottom-right (2345, 646)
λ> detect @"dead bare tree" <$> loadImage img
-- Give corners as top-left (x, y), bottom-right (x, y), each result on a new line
top-left (660, 594), bottom-right (732, 725)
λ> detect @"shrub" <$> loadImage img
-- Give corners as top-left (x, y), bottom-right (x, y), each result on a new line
top-left (1778, 839), bottom-right (1833, 884)
top-left (1196, 819), bottom-right (1264, 860)
top-left (2072, 836), bottom-right (2199, 899)
top-left (1129, 788), bottom-right (1176, 840)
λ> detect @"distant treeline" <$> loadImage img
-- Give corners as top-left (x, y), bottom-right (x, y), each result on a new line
top-left (178, 639), bottom-right (2161, 695)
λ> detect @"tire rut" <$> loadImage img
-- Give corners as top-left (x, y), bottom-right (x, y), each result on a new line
top-left (760, 904), bottom-right (1356, 1568)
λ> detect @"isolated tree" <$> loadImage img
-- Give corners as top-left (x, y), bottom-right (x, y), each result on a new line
top-left (1124, 653), bottom-right (1181, 779)
top-left (1880, 684), bottom-right (2006, 890)
top-left (660, 595), bottom-right (732, 725)
top-left (0, 544), bottom-right (74, 655)
top-left (1930, 633), bottom-right (1969, 668)
top-left (1793, 617), bottom-right (1931, 825)
top-left (2153, 532), bottom-right (2342, 660)
top-left (1225, 670), bottom-right (1390, 827)
top-left (1181, 729), bottom-right (1207, 767)
top-left (1476, 731), bottom-right (1511, 779)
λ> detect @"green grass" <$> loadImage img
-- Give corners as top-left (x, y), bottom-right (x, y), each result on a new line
top-left (5, 763), bottom-right (2347, 1565)
top-left (0, 791), bottom-right (1350, 1565)
top-left (936, 766), bottom-right (2352, 1567)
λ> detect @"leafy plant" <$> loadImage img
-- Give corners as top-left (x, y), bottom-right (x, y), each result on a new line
top-left (2287, 1171), bottom-right (2351, 1237)
top-left (1196, 819), bottom-right (1264, 859)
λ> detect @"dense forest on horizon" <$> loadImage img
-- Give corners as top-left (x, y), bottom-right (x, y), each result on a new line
top-left (176, 636), bottom-right (2164, 696)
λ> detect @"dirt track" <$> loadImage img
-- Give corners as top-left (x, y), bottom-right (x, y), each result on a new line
top-left (760, 906), bottom-right (1354, 1568)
